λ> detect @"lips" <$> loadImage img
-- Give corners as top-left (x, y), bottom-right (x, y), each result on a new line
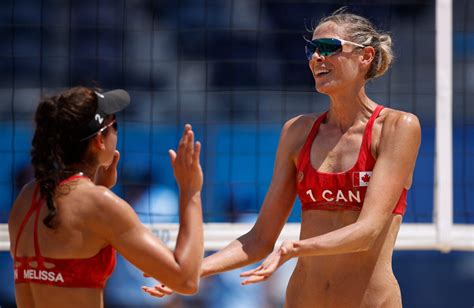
top-left (314, 67), bottom-right (330, 77)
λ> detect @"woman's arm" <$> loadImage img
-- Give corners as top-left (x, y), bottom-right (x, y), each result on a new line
top-left (241, 112), bottom-right (421, 284)
top-left (86, 125), bottom-right (204, 295)
top-left (200, 116), bottom-right (307, 277)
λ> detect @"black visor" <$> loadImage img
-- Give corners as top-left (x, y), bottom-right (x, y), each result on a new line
top-left (79, 89), bottom-right (130, 141)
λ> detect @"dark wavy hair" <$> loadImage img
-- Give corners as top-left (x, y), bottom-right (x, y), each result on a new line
top-left (31, 87), bottom-right (98, 228)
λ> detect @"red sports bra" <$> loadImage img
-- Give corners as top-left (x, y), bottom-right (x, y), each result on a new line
top-left (13, 175), bottom-right (116, 288)
top-left (296, 105), bottom-right (407, 215)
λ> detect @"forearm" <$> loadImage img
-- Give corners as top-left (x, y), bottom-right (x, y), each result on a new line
top-left (201, 231), bottom-right (273, 277)
top-left (289, 221), bottom-right (378, 258)
top-left (174, 191), bottom-right (204, 284)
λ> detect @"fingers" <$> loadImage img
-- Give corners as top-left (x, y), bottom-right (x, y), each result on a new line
top-left (174, 124), bottom-right (200, 167)
top-left (178, 124), bottom-right (192, 150)
top-left (156, 284), bottom-right (174, 295)
top-left (184, 123), bottom-right (192, 132)
top-left (193, 141), bottom-right (201, 166)
top-left (141, 286), bottom-right (166, 298)
top-left (168, 149), bottom-right (177, 166)
top-left (185, 129), bottom-right (194, 166)
top-left (141, 284), bottom-right (174, 298)
top-left (241, 274), bottom-right (270, 285)
top-left (109, 150), bottom-right (120, 169)
top-left (241, 266), bottom-right (273, 278)
top-left (252, 267), bottom-right (273, 276)
top-left (240, 265), bottom-right (263, 277)
top-left (176, 125), bottom-right (190, 156)
top-left (241, 265), bottom-right (272, 285)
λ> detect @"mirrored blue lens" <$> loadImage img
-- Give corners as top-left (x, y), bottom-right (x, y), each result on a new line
top-left (305, 38), bottom-right (343, 60)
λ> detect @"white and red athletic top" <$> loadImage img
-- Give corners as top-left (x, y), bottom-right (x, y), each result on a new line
top-left (296, 105), bottom-right (407, 215)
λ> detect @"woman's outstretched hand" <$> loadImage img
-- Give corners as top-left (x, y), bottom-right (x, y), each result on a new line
top-left (141, 283), bottom-right (174, 298)
top-left (169, 124), bottom-right (203, 194)
top-left (240, 240), bottom-right (295, 285)
top-left (94, 150), bottom-right (120, 188)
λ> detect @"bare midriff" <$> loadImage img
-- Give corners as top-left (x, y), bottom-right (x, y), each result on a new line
top-left (285, 210), bottom-right (402, 308)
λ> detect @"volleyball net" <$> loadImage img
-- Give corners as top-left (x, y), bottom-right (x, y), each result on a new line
top-left (0, 0), bottom-right (472, 252)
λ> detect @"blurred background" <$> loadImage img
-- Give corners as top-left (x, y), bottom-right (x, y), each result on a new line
top-left (0, 0), bottom-right (473, 307)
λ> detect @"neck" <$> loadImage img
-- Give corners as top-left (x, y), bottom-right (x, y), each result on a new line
top-left (67, 162), bottom-right (98, 180)
top-left (325, 85), bottom-right (377, 132)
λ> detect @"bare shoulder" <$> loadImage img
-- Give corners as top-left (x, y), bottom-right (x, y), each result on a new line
top-left (281, 113), bottom-right (322, 145)
top-left (280, 113), bottom-right (322, 159)
top-left (375, 108), bottom-right (421, 157)
top-left (378, 108), bottom-right (421, 138)
top-left (76, 184), bottom-right (129, 217)
top-left (282, 113), bottom-right (320, 134)
top-left (74, 184), bottom-right (138, 238)
top-left (9, 181), bottom-right (36, 224)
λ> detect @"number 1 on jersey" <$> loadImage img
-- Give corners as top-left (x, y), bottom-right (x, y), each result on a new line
top-left (306, 189), bottom-right (316, 202)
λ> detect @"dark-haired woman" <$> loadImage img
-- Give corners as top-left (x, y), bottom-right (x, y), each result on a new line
top-left (146, 10), bottom-right (421, 307)
top-left (9, 87), bottom-right (204, 307)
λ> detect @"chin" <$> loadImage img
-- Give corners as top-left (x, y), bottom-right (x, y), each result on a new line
top-left (315, 83), bottom-right (336, 95)
top-left (315, 77), bottom-right (348, 95)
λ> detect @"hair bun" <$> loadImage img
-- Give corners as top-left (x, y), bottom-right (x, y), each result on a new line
top-left (375, 34), bottom-right (394, 78)
top-left (379, 34), bottom-right (392, 46)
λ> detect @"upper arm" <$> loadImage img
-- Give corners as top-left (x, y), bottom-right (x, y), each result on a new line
top-left (85, 188), bottom-right (187, 289)
top-left (251, 116), bottom-right (310, 247)
top-left (358, 112), bottom-right (421, 229)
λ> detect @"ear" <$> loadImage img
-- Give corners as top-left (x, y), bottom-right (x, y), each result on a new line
top-left (91, 133), bottom-right (107, 151)
top-left (360, 46), bottom-right (375, 71)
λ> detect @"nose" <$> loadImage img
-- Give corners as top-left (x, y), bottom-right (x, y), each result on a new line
top-left (309, 51), bottom-right (325, 64)
top-left (312, 51), bottom-right (325, 62)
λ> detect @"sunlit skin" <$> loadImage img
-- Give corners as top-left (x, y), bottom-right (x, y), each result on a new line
top-left (9, 120), bottom-right (204, 308)
top-left (145, 21), bottom-right (421, 308)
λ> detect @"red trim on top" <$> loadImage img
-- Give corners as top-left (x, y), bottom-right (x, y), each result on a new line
top-left (14, 185), bottom-right (41, 260)
top-left (364, 105), bottom-right (384, 154)
top-left (32, 188), bottom-right (44, 268)
top-left (59, 174), bottom-right (90, 185)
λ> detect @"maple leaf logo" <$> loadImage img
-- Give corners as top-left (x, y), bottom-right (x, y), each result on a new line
top-left (353, 171), bottom-right (372, 187)
top-left (362, 173), bottom-right (371, 183)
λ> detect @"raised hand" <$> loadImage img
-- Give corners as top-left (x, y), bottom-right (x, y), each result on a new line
top-left (94, 150), bottom-right (120, 188)
top-left (240, 240), bottom-right (295, 285)
top-left (169, 124), bottom-right (203, 193)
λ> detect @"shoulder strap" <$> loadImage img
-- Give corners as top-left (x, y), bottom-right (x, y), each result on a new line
top-left (59, 174), bottom-right (89, 185)
top-left (14, 184), bottom-right (42, 259)
top-left (32, 187), bottom-right (45, 265)
top-left (296, 112), bottom-right (328, 170)
top-left (364, 105), bottom-right (384, 153)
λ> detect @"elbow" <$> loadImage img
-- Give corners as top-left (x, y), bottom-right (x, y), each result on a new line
top-left (175, 276), bottom-right (200, 295)
top-left (249, 237), bottom-right (274, 260)
top-left (247, 229), bottom-right (276, 258)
